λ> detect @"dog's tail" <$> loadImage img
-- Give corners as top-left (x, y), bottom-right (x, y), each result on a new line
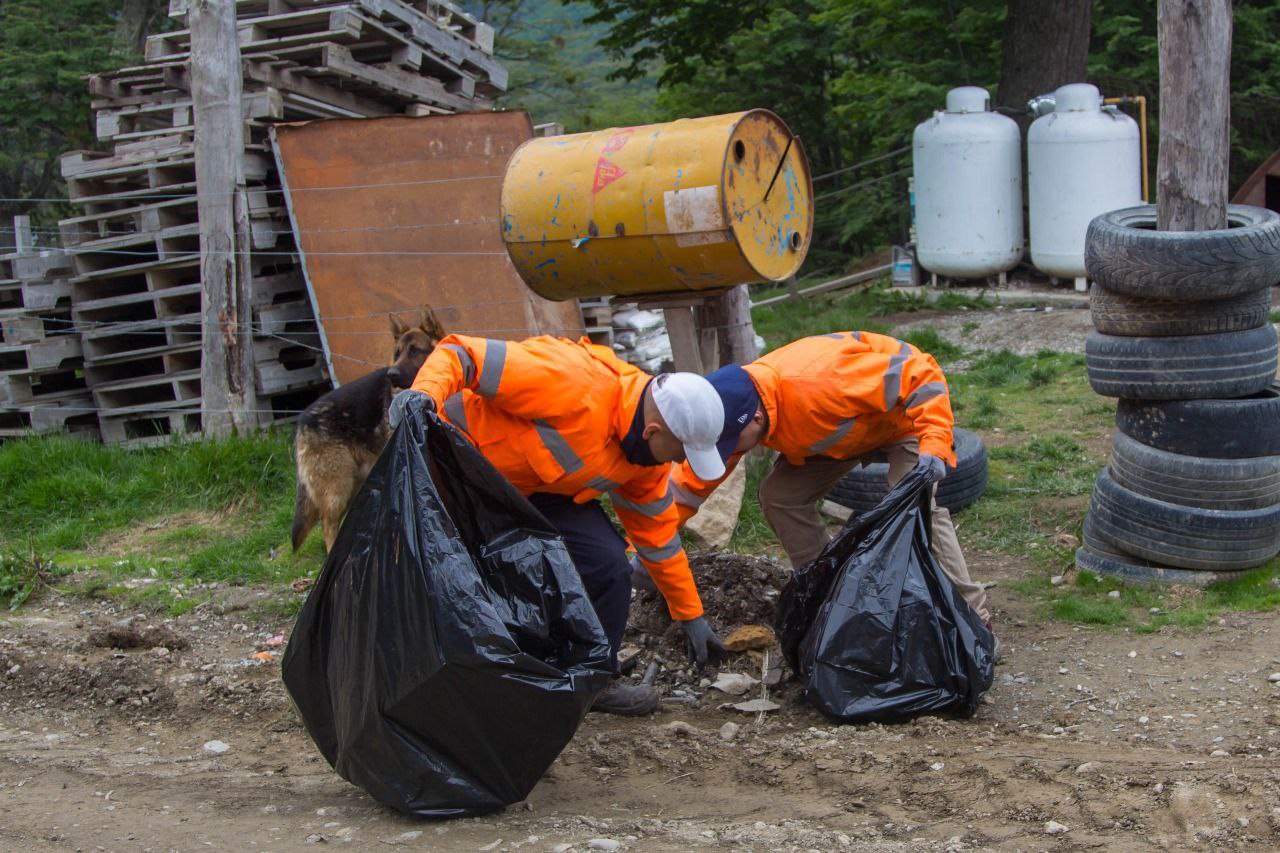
top-left (291, 476), bottom-right (320, 552)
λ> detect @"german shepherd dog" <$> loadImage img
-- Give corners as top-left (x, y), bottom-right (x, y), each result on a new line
top-left (291, 306), bottom-right (446, 552)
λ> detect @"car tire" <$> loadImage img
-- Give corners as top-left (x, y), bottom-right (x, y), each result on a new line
top-left (826, 428), bottom-right (988, 514)
top-left (1085, 325), bottom-right (1278, 400)
top-left (1085, 204), bottom-right (1280, 300)
top-left (1078, 516), bottom-right (1245, 585)
top-left (1089, 282), bottom-right (1271, 336)
top-left (1115, 383), bottom-right (1280, 458)
top-left (1108, 431), bottom-right (1280, 511)
top-left (1086, 469), bottom-right (1280, 571)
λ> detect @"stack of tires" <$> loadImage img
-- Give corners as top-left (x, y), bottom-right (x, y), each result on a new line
top-left (827, 427), bottom-right (989, 515)
top-left (1080, 204), bottom-right (1280, 583)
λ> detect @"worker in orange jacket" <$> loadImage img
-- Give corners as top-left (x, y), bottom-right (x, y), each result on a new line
top-left (390, 334), bottom-right (728, 715)
top-left (666, 331), bottom-right (993, 637)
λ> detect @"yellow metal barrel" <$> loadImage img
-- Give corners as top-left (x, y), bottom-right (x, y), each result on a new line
top-left (499, 110), bottom-right (813, 300)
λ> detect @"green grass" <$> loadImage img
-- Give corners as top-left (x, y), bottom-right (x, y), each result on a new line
top-left (751, 280), bottom-right (990, 352)
top-left (1013, 562), bottom-right (1280, 632)
top-left (1270, 309), bottom-right (1280, 324)
top-left (0, 431), bottom-right (322, 613)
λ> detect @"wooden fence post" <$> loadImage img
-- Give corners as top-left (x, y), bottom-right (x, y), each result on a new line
top-left (190, 0), bottom-right (259, 436)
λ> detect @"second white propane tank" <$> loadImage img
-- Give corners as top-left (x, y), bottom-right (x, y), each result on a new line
top-left (1028, 83), bottom-right (1141, 280)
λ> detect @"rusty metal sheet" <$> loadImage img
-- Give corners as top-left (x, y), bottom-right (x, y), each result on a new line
top-left (271, 112), bottom-right (583, 386)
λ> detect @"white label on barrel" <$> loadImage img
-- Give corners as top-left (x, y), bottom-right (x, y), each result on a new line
top-left (664, 186), bottom-right (726, 236)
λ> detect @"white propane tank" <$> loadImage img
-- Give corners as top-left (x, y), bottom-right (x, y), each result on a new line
top-left (912, 86), bottom-right (1023, 279)
top-left (1028, 83), bottom-right (1141, 282)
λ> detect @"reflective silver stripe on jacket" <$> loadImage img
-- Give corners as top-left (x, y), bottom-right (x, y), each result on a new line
top-left (670, 479), bottom-right (705, 508)
top-left (635, 532), bottom-right (682, 562)
top-left (586, 475), bottom-right (622, 493)
top-left (903, 380), bottom-right (948, 411)
top-left (443, 392), bottom-right (468, 432)
top-left (533, 419), bottom-right (584, 474)
top-left (610, 486), bottom-right (674, 517)
top-left (441, 344), bottom-right (476, 386)
top-left (882, 340), bottom-right (913, 409)
top-left (809, 416), bottom-right (856, 454)
top-left (477, 338), bottom-right (507, 397)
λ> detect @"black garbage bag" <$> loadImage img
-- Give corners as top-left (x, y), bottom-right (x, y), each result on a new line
top-left (775, 466), bottom-right (994, 723)
top-left (282, 396), bottom-right (613, 817)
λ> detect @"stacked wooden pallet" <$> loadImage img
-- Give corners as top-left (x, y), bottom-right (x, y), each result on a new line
top-left (41, 0), bottom-right (502, 445)
top-left (0, 244), bottom-right (99, 439)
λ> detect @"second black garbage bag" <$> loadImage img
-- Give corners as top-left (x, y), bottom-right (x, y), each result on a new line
top-left (282, 395), bottom-right (614, 817)
top-left (776, 466), bottom-right (995, 723)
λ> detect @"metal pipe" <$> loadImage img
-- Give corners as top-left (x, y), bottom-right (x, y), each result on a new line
top-left (1105, 95), bottom-right (1150, 202)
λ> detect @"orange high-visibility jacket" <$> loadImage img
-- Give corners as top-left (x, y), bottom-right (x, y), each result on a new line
top-left (671, 331), bottom-right (956, 519)
top-left (410, 334), bottom-right (704, 621)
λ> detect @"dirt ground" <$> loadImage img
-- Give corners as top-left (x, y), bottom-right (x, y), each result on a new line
top-left (2, 304), bottom-right (1278, 851)
top-left (1, 549), bottom-right (1278, 853)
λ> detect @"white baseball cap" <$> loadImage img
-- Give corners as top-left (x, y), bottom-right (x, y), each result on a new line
top-left (652, 372), bottom-right (726, 480)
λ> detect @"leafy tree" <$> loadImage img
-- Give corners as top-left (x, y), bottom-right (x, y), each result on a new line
top-left (472, 0), bottom-right (658, 131)
top-left (0, 0), bottom-right (125, 249)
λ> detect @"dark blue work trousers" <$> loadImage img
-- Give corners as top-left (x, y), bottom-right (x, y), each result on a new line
top-left (528, 492), bottom-right (632, 671)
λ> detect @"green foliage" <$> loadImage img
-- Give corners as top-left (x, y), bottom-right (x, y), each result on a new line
top-left (0, 0), bottom-right (124, 232)
top-left (898, 327), bottom-right (961, 363)
top-left (474, 0), bottom-right (659, 131)
top-left (575, 0), bottom-right (1280, 265)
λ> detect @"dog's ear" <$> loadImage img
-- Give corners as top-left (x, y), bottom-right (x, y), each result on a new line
top-left (418, 305), bottom-right (446, 340)
top-left (389, 311), bottom-right (407, 340)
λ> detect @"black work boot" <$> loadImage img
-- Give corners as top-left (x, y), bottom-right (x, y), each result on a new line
top-left (589, 680), bottom-right (660, 716)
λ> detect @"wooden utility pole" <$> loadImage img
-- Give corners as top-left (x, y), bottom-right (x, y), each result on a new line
top-left (190, 0), bottom-right (258, 436)
top-left (1157, 0), bottom-right (1232, 231)
top-left (712, 285), bottom-right (758, 364)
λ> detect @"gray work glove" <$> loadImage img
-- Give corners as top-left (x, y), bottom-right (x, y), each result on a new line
top-left (917, 452), bottom-right (948, 484)
top-left (680, 616), bottom-right (727, 669)
top-left (388, 389), bottom-right (433, 429)
top-left (629, 555), bottom-right (657, 594)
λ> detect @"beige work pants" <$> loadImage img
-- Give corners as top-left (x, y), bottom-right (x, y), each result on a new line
top-left (758, 437), bottom-right (990, 623)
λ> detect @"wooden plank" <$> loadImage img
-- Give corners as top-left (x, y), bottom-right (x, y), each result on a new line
top-left (750, 264), bottom-right (893, 309)
top-left (662, 306), bottom-right (703, 374)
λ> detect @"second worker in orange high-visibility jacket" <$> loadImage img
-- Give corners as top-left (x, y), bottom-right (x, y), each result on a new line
top-left (393, 334), bottom-right (729, 715)
top-left (668, 331), bottom-right (992, 626)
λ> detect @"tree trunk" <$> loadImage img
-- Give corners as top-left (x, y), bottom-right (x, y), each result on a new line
top-left (1156, 0), bottom-right (1232, 231)
top-left (114, 0), bottom-right (166, 57)
top-left (190, 0), bottom-right (259, 437)
top-left (996, 0), bottom-right (1093, 125)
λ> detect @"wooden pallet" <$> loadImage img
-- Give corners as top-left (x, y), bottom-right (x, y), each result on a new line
top-left (158, 0), bottom-right (499, 83)
top-left (166, 0), bottom-right (495, 55)
top-left (0, 336), bottom-right (83, 377)
top-left (0, 366), bottom-right (89, 406)
top-left (0, 310), bottom-right (67, 345)
top-left (79, 311), bottom-right (202, 365)
top-left (98, 405), bottom-right (203, 447)
top-left (62, 146), bottom-right (271, 206)
top-left (68, 222), bottom-right (202, 278)
top-left (93, 87), bottom-right (283, 144)
top-left (254, 336), bottom-right (327, 394)
top-left (0, 393), bottom-right (99, 439)
top-left (159, 0), bottom-right (503, 89)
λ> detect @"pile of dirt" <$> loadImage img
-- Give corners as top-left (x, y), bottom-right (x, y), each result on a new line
top-left (86, 620), bottom-right (190, 652)
top-left (623, 550), bottom-right (794, 691)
